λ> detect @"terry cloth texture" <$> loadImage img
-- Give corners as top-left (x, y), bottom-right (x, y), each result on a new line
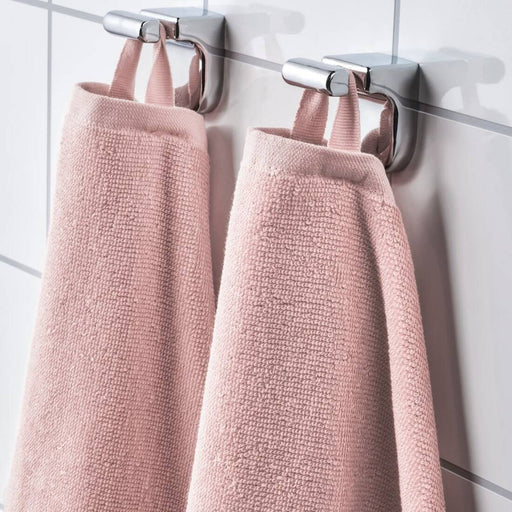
top-left (185, 81), bottom-right (445, 511)
top-left (5, 32), bottom-right (214, 512)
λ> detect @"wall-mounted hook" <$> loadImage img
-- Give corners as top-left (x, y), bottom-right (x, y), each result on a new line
top-left (282, 58), bottom-right (350, 96)
top-left (103, 7), bottom-right (225, 113)
top-left (281, 53), bottom-right (419, 172)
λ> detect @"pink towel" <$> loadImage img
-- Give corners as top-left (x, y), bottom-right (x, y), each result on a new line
top-left (186, 77), bottom-right (445, 511)
top-left (6, 29), bottom-right (214, 512)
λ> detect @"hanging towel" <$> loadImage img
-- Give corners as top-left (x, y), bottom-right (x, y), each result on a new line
top-left (185, 76), bottom-right (445, 511)
top-left (5, 29), bottom-right (214, 512)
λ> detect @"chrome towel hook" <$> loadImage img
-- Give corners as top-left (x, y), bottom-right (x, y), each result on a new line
top-left (282, 59), bottom-right (350, 97)
top-left (103, 8), bottom-right (225, 113)
top-left (282, 53), bottom-right (419, 172)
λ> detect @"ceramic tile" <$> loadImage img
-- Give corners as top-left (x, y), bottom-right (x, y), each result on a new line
top-left (442, 469), bottom-right (512, 512)
top-left (399, 0), bottom-right (512, 127)
top-left (0, 263), bottom-right (41, 501)
top-left (55, 0), bottom-right (202, 17)
top-left (392, 112), bottom-right (512, 492)
top-left (0, 2), bottom-right (47, 270)
top-left (208, 0), bottom-right (394, 64)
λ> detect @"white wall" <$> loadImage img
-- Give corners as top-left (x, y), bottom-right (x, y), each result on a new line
top-left (1, 0), bottom-right (511, 510)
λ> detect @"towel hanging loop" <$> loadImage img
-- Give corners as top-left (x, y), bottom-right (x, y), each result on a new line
top-left (102, 8), bottom-right (225, 113)
top-left (281, 53), bottom-right (419, 173)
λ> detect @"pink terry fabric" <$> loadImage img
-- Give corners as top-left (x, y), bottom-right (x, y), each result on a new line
top-left (186, 83), bottom-right (445, 511)
top-left (5, 32), bottom-right (214, 512)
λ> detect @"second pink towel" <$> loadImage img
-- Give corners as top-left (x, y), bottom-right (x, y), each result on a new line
top-left (186, 81), bottom-right (445, 511)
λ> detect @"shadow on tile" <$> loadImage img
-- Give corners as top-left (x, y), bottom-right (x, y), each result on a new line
top-left (414, 47), bottom-right (506, 125)
top-left (221, 4), bottom-right (304, 62)
top-left (391, 120), bottom-right (477, 511)
top-left (207, 125), bottom-right (237, 295)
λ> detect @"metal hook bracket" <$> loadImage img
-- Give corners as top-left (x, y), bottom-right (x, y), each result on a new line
top-left (282, 53), bottom-right (419, 172)
top-left (103, 7), bottom-right (225, 113)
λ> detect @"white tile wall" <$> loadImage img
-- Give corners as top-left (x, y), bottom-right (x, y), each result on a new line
top-left (392, 112), bottom-right (512, 493)
top-left (208, 0), bottom-right (394, 64)
top-left (0, 264), bottom-right (41, 501)
top-left (55, 0), bottom-right (201, 17)
top-left (0, 2), bottom-right (47, 271)
top-left (398, 0), bottom-right (512, 127)
top-left (1, 0), bottom-right (511, 510)
top-left (442, 469), bottom-right (512, 512)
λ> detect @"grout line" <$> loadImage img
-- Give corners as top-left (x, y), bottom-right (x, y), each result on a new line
top-left (50, 2), bottom-right (102, 23)
top-left (10, 0), bottom-right (512, 139)
top-left (441, 459), bottom-right (512, 501)
top-left (413, 101), bottom-right (512, 137)
top-left (391, 0), bottom-right (400, 60)
top-left (225, 49), bottom-right (281, 73)
top-left (0, 255), bottom-right (42, 279)
top-left (46, 0), bottom-right (52, 234)
top-left (12, 0), bottom-right (102, 23)
top-left (11, 0), bottom-right (49, 9)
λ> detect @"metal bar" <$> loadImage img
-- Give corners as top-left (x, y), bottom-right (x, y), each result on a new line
top-left (103, 11), bottom-right (160, 43)
top-left (281, 58), bottom-right (349, 97)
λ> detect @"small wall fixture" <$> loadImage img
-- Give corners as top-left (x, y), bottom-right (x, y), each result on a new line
top-left (282, 53), bottom-right (419, 172)
top-left (103, 8), bottom-right (225, 113)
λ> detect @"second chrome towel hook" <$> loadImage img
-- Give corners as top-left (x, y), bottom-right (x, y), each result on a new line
top-left (282, 53), bottom-right (419, 173)
top-left (103, 8), bottom-right (225, 113)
